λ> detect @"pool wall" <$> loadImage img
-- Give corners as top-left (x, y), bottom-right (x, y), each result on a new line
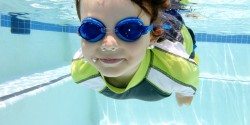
top-left (198, 42), bottom-right (250, 81)
top-left (0, 14), bottom-right (80, 83)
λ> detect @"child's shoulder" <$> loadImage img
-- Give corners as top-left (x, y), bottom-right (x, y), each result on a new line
top-left (150, 40), bottom-right (199, 96)
top-left (154, 40), bottom-right (191, 59)
top-left (72, 48), bottom-right (84, 60)
top-left (71, 48), bottom-right (100, 83)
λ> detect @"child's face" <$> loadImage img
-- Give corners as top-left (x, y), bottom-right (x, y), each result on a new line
top-left (79, 0), bottom-right (151, 78)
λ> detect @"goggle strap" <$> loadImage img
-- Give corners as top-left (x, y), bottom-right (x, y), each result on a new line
top-left (143, 25), bottom-right (153, 34)
top-left (162, 23), bottom-right (172, 30)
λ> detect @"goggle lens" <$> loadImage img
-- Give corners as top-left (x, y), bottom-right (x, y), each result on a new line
top-left (78, 17), bottom-right (152, 43)
top-left (115, 20), bottom-right (144, 42)
top-left (78, 19), bottom-right (106, 42)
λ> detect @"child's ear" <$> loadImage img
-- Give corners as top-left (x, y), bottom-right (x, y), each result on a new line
top-left (150, 27), bottom-right (164, 43)
top-left (162, 0), bottom-right (171, 9)
top-left (153, 27), bottom-right (164, 36)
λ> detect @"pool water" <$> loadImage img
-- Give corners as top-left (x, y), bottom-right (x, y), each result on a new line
top-left (0, 0), bottom-right (250, 125)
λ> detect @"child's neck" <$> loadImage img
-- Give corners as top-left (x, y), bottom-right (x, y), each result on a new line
top-left (105, 76), bottom-right (131, 88)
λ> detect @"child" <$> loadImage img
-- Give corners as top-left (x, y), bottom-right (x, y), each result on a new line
top-left (71, 0), bottom-right (199, 106)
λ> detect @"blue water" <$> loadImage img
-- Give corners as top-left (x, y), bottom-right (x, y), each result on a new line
top-left (0, 0), bottom-right (250, 125)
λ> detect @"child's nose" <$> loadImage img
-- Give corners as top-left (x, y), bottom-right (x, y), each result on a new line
top-left (101, 35), bottom-right (119, 51)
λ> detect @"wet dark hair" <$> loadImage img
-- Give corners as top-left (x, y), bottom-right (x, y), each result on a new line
top-left (75, 0), bottom-right (170, 23)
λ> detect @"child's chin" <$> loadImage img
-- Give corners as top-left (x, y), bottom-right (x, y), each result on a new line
top-left (100, 70), bottom-right (124, 78)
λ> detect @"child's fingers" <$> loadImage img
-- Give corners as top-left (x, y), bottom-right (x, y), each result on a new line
top-left (175, 93), bottom-right (193, 106)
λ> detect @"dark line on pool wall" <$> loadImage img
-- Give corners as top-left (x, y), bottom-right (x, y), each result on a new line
top-left (0, 74), bottom-right (71, 102)
top-left (195, 33), bottom-right (250, 44)
top-left (1, 14), bottom-right (78, 33)
top-left (199, 76), bottom-right (250, 83)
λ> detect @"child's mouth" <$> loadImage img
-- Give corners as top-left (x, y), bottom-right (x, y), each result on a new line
top-left (99, 58), bottom-right (125, 65)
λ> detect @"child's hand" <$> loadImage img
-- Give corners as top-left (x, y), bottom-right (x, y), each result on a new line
top-left (175, 92), bottom-right (193, 106)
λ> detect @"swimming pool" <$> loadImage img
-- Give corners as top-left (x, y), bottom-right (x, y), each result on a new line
top-left (0, 0), bottom-right (250, 125)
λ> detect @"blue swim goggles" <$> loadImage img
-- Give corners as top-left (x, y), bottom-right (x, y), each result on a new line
top-left (78, 17), bottom-right (154, 42)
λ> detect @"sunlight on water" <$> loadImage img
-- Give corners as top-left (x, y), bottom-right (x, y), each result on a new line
top-left (180, 0), bottom-right (250, 34)
top-left (0, 0), bottom-right (77, 25)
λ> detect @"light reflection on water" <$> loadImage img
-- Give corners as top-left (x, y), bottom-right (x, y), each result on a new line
top-left (95, 78), bottom-right (249, 125)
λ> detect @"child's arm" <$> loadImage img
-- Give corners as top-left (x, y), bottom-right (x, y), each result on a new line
top-left (175, 92), bottom-right (193, 106)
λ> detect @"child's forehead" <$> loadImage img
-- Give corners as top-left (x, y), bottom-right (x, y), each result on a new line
top-left (96, 0), bottom-right (105, 6)
top-left (81, 0), bottom-right (141, 16)
top-left (80, 0), bottom-right (151, 26)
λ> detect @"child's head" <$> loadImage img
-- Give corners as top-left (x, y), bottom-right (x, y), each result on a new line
top-left (75, 0), bottom-right (170, 79)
